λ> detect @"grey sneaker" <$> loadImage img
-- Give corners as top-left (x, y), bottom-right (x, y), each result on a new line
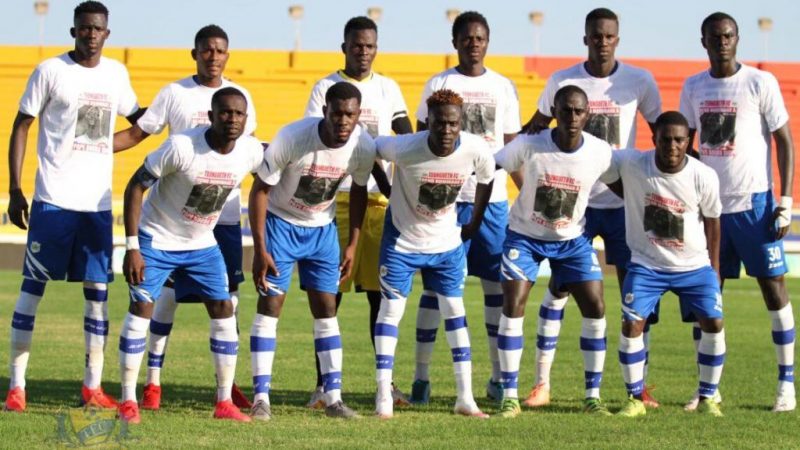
top-left (250, 400), bottom-right (272, 422)
top-left (325, 400), bottom-right (360, 419)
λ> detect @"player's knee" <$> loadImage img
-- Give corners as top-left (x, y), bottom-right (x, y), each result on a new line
top-left (82, 281), bottom-right (107, 291)
top-left (205, 299), bottom-right (234, 319)
top-left (621, 320), bottom-right (646, 338)
top-left (378, 296), bottom-right (407, 324)
top-left (257, 295), bottom-right (284, 318)
top-left (698, 318), bottom-right (724, 334)
top-left (128, 301), bottom-right (153, 319)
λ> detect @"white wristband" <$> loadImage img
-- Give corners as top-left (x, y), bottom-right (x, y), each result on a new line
top-left (126, 236), bottom-right (140, 251)
top-left (777, 196), bottom-right (793, 228)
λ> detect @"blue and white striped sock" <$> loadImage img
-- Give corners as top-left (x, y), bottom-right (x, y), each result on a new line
top-left (414, 290), bottom-right (439, 381)
top-left (618, 334), bottom-right (646, 397)
top-left (535, 290), bottom-right (568, 386)
top-left (697, 330), bottom-right (725, 398)
top-left (375, 296), bottom-right (407, 396)
top-left (119, 313), bottom-right (149, 402)
top-left (146, 286), bottom-right (177, 386)
top-left (83, 282), bottom-right (109, 389)
top-left (439, 293), bottom-right (473, 401)
top-left (498, 314), bottom-right (524, 399)
top-left (250, 314), bottom-right (277, 404)
top-left (481, 280), bottom-right (504, 382)
top-left (770, 304), bottom-right (795, 392)
top-left (581, 317), bottom-right (606, 399)
top-left (314, 317), bottom-right (343, 406)
top-left (210, 317), bottom-right (238, 402)
top-left (9, 279), bottom-right (45, 390)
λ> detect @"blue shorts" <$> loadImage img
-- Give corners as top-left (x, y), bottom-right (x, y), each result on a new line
top-left (129, 232), bottom-right (229, 303)
top-left (22, 201), bottom-right (112, 283)
top-left (457, 201), bottom-right (507, 282)
top-left (501, 230), bottom-right (603, 290)
top-left (621, 263), bottom-right (722, 323)
top-left (584, 206), bottom-right (631, 268)
top-left (264, 214), bottom-right (339, 296)
top-left (720, 192), bottom-right (788, 279)
top-left (379, 212), bottom-right (466, 299)
top-left (174, 223), bottom-right (243, 302)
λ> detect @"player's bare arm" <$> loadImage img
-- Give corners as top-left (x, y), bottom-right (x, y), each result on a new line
top-left (606, 179), bottom-right (624, 198)
top-left (703, 215), bottom-right (722, 285)
top-left (122, 165), bottom-right (157, 286)
top-left (773, 123), bottom-right (795, 240)
top-left (113, 123), bottom-right (151, 153)
top-left (416, 119), bottom-right (427, 132)
top-left (392, 115), bottom-right (413, 135)
top-left (371, 160), bottom-right (391, 198)
top-left (341, 182), bottom-right (367, 282)
top-left (7, 112), bottom-right (35, 230)
top-left (523, 110), bottom-right (553, 134)
top-left (461, 180), bottom-right (494, 241)
top-left (249, 175), bottom-right (278, 294)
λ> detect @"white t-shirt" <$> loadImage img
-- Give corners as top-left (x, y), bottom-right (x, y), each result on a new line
top-left (537, 61), bottom-right (662, 209)
top-left (19, 53), bottom-right (139, 212)
top-left (376, 132), bottom-right (495, 254)
top-left (139, 127), bottom-right (264, 251)
top-left (416, 67), bottom-right (521, 203)
top-left (304, 71), bottom-right (407, 193)
top-left (136, 76), bottom-right (257, 225)
top-left (495, 131), bottom-right (614, 241)
top-left (256, 117), bottom-right (376, 227)
top-left (679, 64), bottom-right (789, 213)
top-left (605, 149), bottom-right (721, 272)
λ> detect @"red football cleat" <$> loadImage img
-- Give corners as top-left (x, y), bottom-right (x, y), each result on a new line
top-left (231, 383), bottom-right (252, 409)
top-left (81, 385), bottom-right (118, 409)
top-left (118, 400), bottom-right (141, 424)
top-left (4, 387), bottom-right (26, 412)
top-left (141, 384), bottom-right (162, 411)
top-left (214, 399), bottom-right (252, 422)
top-left (642, 385), bottom-right (660, 409)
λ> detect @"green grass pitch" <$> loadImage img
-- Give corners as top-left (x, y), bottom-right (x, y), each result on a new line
top-left (0, 270), bottom-right (797, 448)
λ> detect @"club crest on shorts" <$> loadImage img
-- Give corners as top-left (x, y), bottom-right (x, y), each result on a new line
top-left (30, 241), bottom-right (41, 253)
top-left (379, 265), bottom-right (388, 277)
top-left (624, 292), bottom-right (634, 305)
top-left (508, 249), bottom-right (519, 261)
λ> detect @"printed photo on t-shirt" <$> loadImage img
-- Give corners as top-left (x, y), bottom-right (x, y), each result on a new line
top-left (462, 102), bottom-right (496, 142)
top-left (190, 110), bottom-right (211, 128)
top-left (183, 183), bottom-right (232, 221)
top-left (698, 100), bottom-right (737, 156)
top-left (294, 174), bottom-right (344, 206)
top-left (73, 93), bottom-right (112, 153)
top-left (643, 193), bottom-right (685, 249)
top-left (586, 100), bottom-right (621, 148)
top-left (359, 107), bottom-right (379, 138)
top-left (415, 171), bottom-right (465, 218)
top-left (532, 174), bottom-right (580, 229)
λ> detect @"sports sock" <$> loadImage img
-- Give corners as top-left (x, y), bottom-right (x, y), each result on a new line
top-left (146, 286), bottom-right (177, 386)
top-left (535, 290), bottom-right (568, 386)
top-left (437, 293), bottom-right (473, 402)
top-left (642, 321), bottom-right (651, 382)
top-left (9, 279), bottom-right (45, 390)
top-left (618, 333), bottom-right (646, 397)
top-left (210, 317), bottom-right (238, 402)
top-left (314, 317), bottom-right (343, 406)
top-left (250, 314), bottom-right (277, 405)
top-left (497, 314), bottom-right (524, 399)
top-left (697, 330), bottom-right (725, 398)
top-left (769, 304), bottom-right (795, 392)
top-left (375, 296), bottom-right (407, 388)
top-left (119, 313), bottom-right (149, 402)
top-left (581, 317), bottom-right (607, 399)
top-left (414, 290), bottom-right (438, 381)
top-left (481, 279), bottom-right (503, 383)
top-left (692, 322), bottom-right (701, 351)
top-left (83, 282), bottom-right (109, 389)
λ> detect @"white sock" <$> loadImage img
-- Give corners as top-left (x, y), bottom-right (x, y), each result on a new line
top-left (314, 317), bottom-right (343, 406)
top-left (580, 317), bottom-right (606, 399)
top-left (250, 314), bottom-right (278, 405)
top-left (769, 304), bottom-right (796, 392)
top-left (535, 290), bottom-right (568, 387)
top-left (210, 316), bottom-right (238, 402)
top-left (146, 286), bottom-right (178, 386)
top-left (119, 313), bottom-right (149, 402)
top-left (481, 279), bottom-right (503, 382)
top-left (83, 282), bottom-right (109, 389)
top-left (9, 279), bottom-right (45, 390)
top-left (692, 322), bottom-right (701, 351)
top-left (497, 314), bottom-right (524, 399)
top-left (438, 293), bottom-right (473, 402)
top-left (375, 296), bottom-right (407, 385)
top-left (618, 333), bottom-right (646, 397)
top-left (414, 290), bottom-right (438, 381)
top-left (697, 330), bottom-right (726, 398)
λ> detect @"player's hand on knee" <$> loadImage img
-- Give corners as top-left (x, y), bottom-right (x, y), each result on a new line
top-left (8, 189), bottom-right (29, 230)
top-left (461, 222), bottom-right (478, 241)
top-left (253, 251), bottom-right (278, 295)
top-left (123, 250), bottom-right (145, 285)
top-left (339, 245), bottom-right (356, 282)
top-left (772, 205), bottom-right (791, 240)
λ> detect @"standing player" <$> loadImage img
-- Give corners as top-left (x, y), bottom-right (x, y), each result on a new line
top-left (373, 89), bottom-right (494, 419)
top-left (4, 1), bottom-right (140, 412)
top-left (522, 7), bottom-right (663, 409)
top-left (604, 112), bottom-right (725, 418)
top-left (494, 86), bottom-right (614, 418)
top-left (113, 24), bottom-right (256, 411)
top-left (118, 87), bottom-right (261, 424)
top-left (679, 12), bottom-right (796, 412)
top-left (412, 10), bottom-right (521, 403)
top-left (303, 16), bottom-right (413, 408)
top-left (248, 82), bottom-right (374, 421)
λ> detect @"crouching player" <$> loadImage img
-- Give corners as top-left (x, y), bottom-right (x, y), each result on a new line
top-left (372, 89), bottom-right (494, 419)
top-left (119, 87), bottom-right (264, 423)
top-left (607, 111), bottom-right (725, 417)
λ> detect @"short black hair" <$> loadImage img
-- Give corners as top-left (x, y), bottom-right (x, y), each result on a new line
top-left (74, 1), bottom-right (108, 19)
top-left (325, 81), bottom-right (362, 106)
top-left (702, 12), bottom-right (738, 37)
top-left (654, 111), bottom-right (689, 131)
top-left (211, 87), bottom-right (247, 109)
top-left (195, 25), bottom-right (229, 48)
top-left (553, 85), bottom-right (588, 107)
top-left (343, 16), bottom-right (377, 40)
top-left (452, 11), bottom-right (490, 40)
top-left (585, 7), bottom-right (618, 27)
